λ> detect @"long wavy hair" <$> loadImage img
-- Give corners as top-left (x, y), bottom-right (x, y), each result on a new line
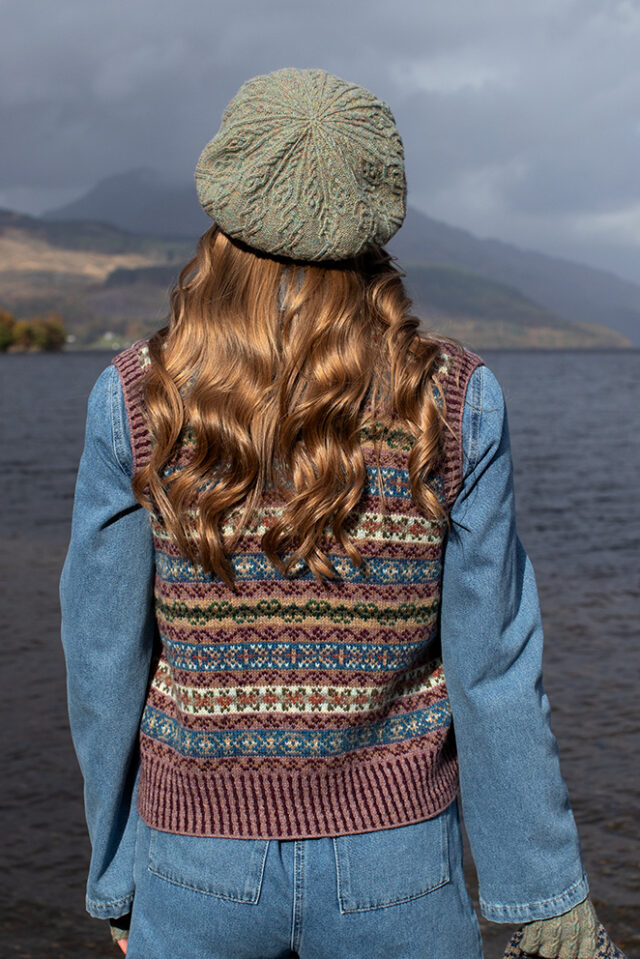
top-left (131, 224), bottom-right (454, 592)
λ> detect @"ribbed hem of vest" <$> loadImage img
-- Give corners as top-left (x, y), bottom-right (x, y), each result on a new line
top-left (136, 747), bottom-right (459, 839)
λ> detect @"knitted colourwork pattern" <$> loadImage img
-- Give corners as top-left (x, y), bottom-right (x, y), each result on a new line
top-left (503, 921), bottom-right (627, 959)
top-left (112, 339), bottom-right (483, 838)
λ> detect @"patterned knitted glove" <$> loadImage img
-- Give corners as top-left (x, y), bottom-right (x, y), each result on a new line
top-left (519, 897), bottom-right (599, 958)
top-left (108, 913), bottom-right (131, 946)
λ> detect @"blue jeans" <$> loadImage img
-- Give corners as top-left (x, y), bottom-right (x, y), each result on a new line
top-left (126, 798), bottom-right (483, 959)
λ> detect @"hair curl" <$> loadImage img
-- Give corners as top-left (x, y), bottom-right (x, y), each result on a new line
top-left (131, 225), bottom-right (455, 591)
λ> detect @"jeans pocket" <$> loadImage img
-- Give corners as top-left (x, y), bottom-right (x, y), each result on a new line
top-left (147, 827), bottom-right (270, 904)
top-left (332, 810), bottom-right (450, 913)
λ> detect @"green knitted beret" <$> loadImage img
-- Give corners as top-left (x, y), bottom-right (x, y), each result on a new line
top-left (194, 67), bottom-right (407, 261)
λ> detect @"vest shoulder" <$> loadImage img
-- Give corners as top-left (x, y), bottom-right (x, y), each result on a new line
top-left (433, 342), bottom-right (484, 390)
top-left (111, 338), bottom-right (152, 380)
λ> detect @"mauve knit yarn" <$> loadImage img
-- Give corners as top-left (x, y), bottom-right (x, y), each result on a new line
top-left (194, 67), bottom-right (407, 261)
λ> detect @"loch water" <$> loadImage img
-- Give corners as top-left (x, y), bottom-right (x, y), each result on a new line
top-left (0, 348), bottom-right (638, 958)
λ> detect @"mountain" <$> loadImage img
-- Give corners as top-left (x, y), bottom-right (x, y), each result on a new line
top-left (0, 201), bottom-right (632, 349)
top-left (44, 167), bottom-right (211, 238)
top-left (0, 207), bottom-right (189, 255)
top-left (399, 265), bottom-right (629, 349)
top-left (388, 208), bottom-right (640, 345)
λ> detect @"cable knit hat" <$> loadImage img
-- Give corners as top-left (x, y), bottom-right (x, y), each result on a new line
top-left (194, 67), bottom-right (407, 261)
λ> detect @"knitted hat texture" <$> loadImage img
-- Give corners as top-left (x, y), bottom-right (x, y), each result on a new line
top-left (502, 921), bottom-right (627, 959)
top-left (194, 67), bottom-right (407, 261)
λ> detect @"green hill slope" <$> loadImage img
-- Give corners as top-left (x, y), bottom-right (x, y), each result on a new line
top-left (403, 265), bottom-right (630, 348)
top-left (389, 207), bottom-right (640, 345)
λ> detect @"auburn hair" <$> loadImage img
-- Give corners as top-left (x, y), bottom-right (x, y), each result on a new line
top-left (131, 224), bottom-right (454, 592)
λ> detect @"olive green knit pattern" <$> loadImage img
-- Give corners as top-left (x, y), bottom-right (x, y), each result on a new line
top-left (505, 897), bottom-right (627, 958)
top-left (519, 897), bottom-right (598, 957)
top-left (195, 67), bottom-right (407, 261)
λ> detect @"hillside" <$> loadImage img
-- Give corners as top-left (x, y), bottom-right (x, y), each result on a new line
top-left (0, 206), bottom-right (632, 350)
top-left (389, 208), bottom-right (640, 345)
top-left (0, 210), bottom-right (193, 345)
top-left (44, 168), bottom-right (211, 238)
top-left (402, 266), bottom-right (630, 348)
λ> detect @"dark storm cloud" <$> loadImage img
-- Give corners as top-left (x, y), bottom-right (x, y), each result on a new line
top-left (1, 0), bottom-right (639, 278)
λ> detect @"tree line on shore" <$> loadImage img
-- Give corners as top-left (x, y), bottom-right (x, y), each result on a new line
top-left (0, 307), bottom-right (67, 352)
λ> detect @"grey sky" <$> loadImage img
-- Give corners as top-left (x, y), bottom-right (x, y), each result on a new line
top-left (1, 0), bottom-right (639, 281)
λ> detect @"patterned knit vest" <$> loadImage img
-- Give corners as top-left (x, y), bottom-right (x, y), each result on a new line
top-left (112, 338), bottom-right (483, 839)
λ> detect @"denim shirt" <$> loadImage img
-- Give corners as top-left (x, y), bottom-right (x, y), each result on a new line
top-left (59, 361), bottom-right (589, 924)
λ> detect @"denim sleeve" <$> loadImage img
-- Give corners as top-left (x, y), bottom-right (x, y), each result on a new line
top-left (59, 363), bottom-right (156, 920)
top-left (440, 364), bottom-right (589, 924)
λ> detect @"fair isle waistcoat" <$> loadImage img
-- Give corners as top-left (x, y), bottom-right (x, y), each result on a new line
top-left (112, 338), bottom-right (483, 839)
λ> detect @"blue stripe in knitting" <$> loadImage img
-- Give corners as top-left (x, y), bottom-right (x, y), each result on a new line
top-left (155, 551), bottom-right (442, 584)
top-left (160, 634), bottom-right (439, 673)
top-left (140, 699), bottom-right (452, 757)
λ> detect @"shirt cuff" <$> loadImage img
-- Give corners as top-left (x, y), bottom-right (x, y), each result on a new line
top-left (480, 872), bottom-right (590, 923)
top-left (86, 891), bottom-right (134, 920)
